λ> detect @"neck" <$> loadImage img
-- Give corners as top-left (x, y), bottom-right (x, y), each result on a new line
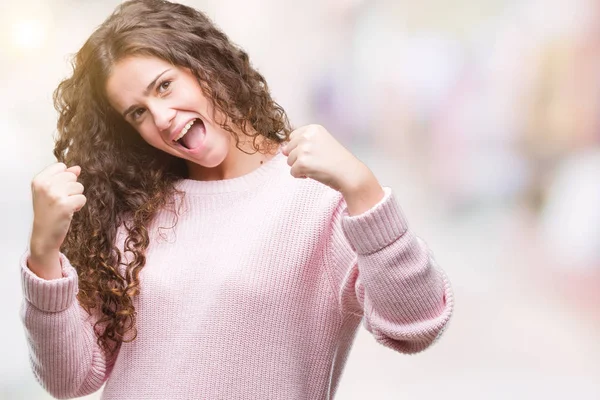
top-left (186, 135), bottom-right (279, 181)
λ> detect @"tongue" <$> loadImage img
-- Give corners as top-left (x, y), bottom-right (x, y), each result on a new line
top-left (181, 120), bottom-right (205, 150)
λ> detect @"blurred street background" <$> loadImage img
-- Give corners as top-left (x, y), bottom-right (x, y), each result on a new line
top-left (1, 0), bottom-right (599, 399)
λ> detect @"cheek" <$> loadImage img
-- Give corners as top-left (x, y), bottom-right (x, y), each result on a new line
top-left (200, 97), bottom-right (224, 126)
top-left (188, 87), bottom-right (214, 120)
top-left (137, 124), bottom-right (163, 146)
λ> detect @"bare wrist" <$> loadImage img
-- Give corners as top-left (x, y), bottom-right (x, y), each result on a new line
top-left (28, 239), bottom-right (62, 280)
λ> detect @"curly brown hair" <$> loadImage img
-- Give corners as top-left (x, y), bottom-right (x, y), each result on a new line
top-left (53, 0), bottom-right (291, 359)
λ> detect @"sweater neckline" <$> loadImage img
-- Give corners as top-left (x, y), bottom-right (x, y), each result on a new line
top-left (174, 146), bottom-right (285, 194)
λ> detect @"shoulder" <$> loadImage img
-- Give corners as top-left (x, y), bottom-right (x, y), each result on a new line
top-left (273, 165), bottom-right (345, 220)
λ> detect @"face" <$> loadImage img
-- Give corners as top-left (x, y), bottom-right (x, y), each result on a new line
top-left (105, 55), bottom-right (234, 171)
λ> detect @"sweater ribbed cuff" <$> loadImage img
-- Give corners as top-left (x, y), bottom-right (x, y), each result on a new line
top-left (341, 187), bottom-right (409, 255)
top-left (20, 251), bottom-right (79, 312)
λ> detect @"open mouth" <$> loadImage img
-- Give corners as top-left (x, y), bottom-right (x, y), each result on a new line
top-left (174, 118), bottom-right (205, 150)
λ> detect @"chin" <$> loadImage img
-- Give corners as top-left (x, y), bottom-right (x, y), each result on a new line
top-left (188, 147), bottom-right (229, 169)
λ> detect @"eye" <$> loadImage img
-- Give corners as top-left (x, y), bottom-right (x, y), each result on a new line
top-left (132, 108), bottom-right (146, 120)
top-left (158, 80), bottom-right (171, 93)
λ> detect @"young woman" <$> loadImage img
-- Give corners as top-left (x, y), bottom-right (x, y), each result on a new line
top-left (20, 0), bottom-right (454, 398)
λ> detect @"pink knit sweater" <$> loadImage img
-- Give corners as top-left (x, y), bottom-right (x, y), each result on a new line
top-left (19, 149), bottom-right (453, 399)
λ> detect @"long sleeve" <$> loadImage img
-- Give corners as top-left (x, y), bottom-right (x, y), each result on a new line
top-left (19, 250), bottom-right (117, 399)
top-left (326, 186), bottom-right (454, 354)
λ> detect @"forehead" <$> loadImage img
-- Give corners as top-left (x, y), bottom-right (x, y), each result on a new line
top-left (105, 56), bottom-right (174, 111)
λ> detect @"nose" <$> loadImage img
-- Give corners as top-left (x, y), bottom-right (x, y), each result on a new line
top-left (150, 102), bottom-right (176, 133)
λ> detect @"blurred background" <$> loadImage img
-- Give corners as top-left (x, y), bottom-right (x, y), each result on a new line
top-left (1, 0), bottom-right (599, 398)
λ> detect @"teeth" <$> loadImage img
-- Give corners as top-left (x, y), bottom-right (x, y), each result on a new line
top-left (174, 119), bottom-right (196, 142)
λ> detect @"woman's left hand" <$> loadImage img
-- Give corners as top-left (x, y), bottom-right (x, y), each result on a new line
top-left (282, 124), bottom-right (385, 215)
top-left (281, 124), bottom-right (368, 194)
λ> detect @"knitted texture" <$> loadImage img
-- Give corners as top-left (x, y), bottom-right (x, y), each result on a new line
top-left (19, 150), bottom-right (453, 399)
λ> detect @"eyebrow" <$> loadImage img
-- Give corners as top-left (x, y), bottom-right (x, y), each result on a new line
top-left (121, 68), bottom-right (172, 119)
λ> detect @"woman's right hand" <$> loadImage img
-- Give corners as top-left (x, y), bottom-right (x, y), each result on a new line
top-left (29, 163), bottom-right (87, 263)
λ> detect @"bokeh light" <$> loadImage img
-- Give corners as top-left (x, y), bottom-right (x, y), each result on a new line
top-left (11, 19), bottom-right (47, 50)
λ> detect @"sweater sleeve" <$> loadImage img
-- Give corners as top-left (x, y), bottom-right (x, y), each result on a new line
top-left (19, 250), bottom-right (117, 399)
top-left (326, 186), bottom-right (454, 354)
